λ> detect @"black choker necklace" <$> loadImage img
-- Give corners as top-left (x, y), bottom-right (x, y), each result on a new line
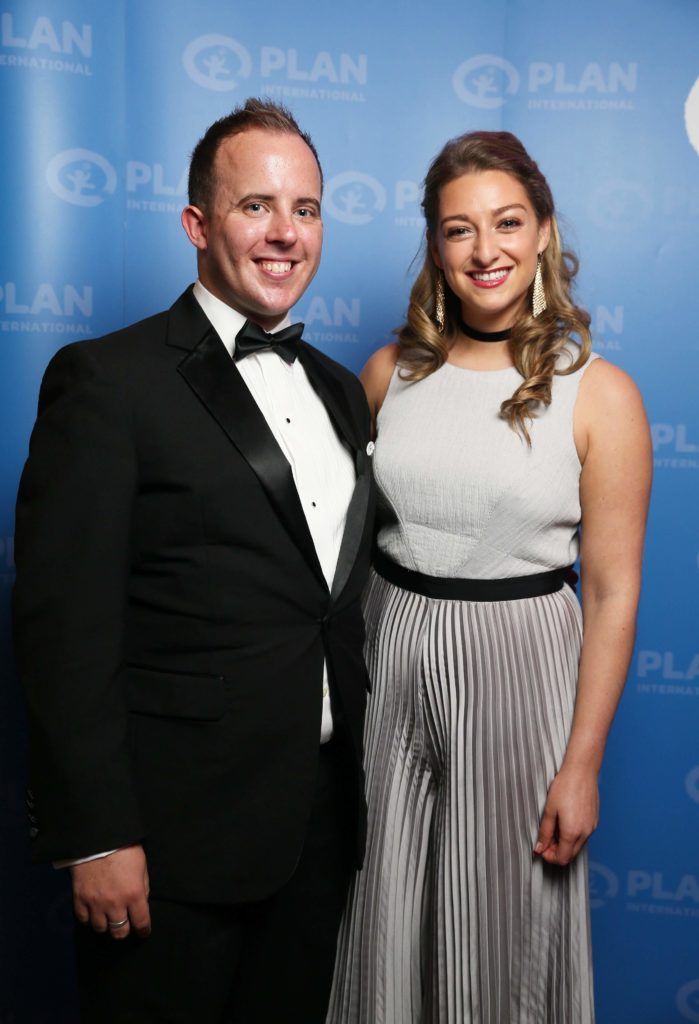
top-left (459, 319), bottom-right (512, 343)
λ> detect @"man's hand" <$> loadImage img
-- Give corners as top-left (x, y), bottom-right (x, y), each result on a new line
top-left (71, 844), bottom-right (151, 940)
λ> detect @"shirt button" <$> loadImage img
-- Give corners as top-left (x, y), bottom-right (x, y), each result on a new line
top-left (285, 417), bottom-right (291, 423)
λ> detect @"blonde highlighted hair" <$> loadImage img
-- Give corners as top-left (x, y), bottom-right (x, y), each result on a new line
top-left (397, 131), bottom-right (591, 443)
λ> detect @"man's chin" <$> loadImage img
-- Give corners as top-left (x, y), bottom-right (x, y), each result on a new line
top-left (244, 305), bottom-right (295, 331)
top-left (249, 291), bottom-right (308, 326)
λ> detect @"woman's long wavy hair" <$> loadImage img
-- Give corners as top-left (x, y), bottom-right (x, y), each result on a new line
top-left (397, 131), bottom-right (591, 443)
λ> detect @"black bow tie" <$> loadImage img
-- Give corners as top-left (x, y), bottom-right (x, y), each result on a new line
top-left (234, 320), bottom-right (304, 365)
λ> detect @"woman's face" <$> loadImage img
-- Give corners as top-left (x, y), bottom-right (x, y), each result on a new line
top-left (431, 169), bottom-right (550, 332)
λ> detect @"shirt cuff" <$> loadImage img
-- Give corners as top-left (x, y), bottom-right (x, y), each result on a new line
top-left (53, 848), bottom-right (121, 869)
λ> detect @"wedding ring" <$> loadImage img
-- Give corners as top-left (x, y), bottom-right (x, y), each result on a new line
top-left (107, 917), bottom-right (129, 930)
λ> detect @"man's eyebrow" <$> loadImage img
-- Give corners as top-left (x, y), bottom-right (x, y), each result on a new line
top-left (296, 196), bottom-right (321, 210)
top-left (441, 202), bottom-right (527, 225)
top-left (235, 193), bottom-right (321, 210)
top-left (235, 193), bottom-right (274, 206)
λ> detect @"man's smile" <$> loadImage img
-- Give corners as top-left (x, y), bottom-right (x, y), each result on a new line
top-left (257, 259), bottom-right (294, 276)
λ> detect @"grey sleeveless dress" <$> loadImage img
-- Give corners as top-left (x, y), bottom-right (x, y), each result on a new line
top-left (327, 346), bottom-right (597, 1024)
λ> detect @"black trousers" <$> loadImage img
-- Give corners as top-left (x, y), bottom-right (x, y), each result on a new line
top-left (75, 740), bottom-right (354, 1023)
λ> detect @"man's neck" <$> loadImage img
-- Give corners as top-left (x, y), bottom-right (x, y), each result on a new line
top-left (192, 281), bottom-right (292, 360)
top-left (195, 278), bottom-right (289, 332)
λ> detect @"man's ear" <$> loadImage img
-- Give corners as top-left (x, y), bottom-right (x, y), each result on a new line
top-left (181, 205), bottom-right (208, 250)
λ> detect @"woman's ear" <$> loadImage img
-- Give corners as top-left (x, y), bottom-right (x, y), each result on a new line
top-left (429, 234), bottom-right (443, 270)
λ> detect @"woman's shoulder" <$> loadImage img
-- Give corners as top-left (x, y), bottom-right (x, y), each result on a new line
top-left (360, 342), bottom-right (401, 420)
top-left (551, 342), bottom-right (643, 421)
top-left (577, 354), bottom-right (644, 409)
top-left (553, 334), bottom-right (639, 397)
top-left (362, 342), bottom-right (401, 379)
top-left (574, 355), bottom-right (650, 479)
top-left (574, 353), bottom-right (648, 457)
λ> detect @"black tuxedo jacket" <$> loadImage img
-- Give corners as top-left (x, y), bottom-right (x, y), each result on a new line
top-left (13, 286), bottom-right (375, 904)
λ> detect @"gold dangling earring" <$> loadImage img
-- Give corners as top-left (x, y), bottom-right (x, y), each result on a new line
top-left (532, 253), bottom-right (546, 318)
top-left (435, 271), bottom-right (446, 333)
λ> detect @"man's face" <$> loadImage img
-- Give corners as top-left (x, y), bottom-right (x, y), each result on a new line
top-left (187, 129), bottom-right (323, 330)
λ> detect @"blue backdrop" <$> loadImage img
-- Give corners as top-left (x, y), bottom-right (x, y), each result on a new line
top-left (1, 1), bottom-right (698, 1020)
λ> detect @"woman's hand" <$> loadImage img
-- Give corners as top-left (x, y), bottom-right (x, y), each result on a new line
top-left (534, 765), bottom-right (599, 866)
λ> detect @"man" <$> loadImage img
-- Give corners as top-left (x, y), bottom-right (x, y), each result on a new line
top-left (13, 99), bottom-right (374, 1022)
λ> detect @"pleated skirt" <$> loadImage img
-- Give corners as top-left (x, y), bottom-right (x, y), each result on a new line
top-left (327, 570), bottom-right (594, 1024)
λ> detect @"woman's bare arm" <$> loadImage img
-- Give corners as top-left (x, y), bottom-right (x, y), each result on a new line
top-left (360, 343), bottom-right (400, 436)
top-left (535, 358), bottom-right (652, 865)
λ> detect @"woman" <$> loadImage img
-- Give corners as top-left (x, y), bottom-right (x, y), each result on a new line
top-left (327, 132), bottom-right (651, 1023)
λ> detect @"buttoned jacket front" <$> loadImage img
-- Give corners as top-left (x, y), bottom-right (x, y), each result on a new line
top-left (13, 286), bottom-right (375, 904)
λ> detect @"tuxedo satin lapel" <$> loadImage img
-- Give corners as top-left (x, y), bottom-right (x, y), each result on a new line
top-left (165, 285), bottom-right (211, 351)
top-left (178, 330), bottom-right (327, 590)
top-left (330, 457), bottom-right (371, 603)
top-left (295, 344), bottom-right (361, 452)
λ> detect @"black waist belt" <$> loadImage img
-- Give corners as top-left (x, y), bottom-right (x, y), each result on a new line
top-left (373, 550), bottom-right (577, 602)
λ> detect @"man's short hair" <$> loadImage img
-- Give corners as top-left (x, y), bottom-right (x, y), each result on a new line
top-left (187, 97), bottom-right (323, 211)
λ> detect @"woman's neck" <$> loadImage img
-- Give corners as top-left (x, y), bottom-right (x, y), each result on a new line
top-left (447, 332), bottom-right (514, 371)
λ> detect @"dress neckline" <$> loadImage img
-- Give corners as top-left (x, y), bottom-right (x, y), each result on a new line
top-left (442, 360), bottom-right (520, 378)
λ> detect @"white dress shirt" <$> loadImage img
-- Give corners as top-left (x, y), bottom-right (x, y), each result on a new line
top-left (193, 280), bottom-right (356, 743)
top-left (56, 283), bottom-right (357, 869)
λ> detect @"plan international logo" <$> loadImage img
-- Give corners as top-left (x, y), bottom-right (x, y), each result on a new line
top-left (182, 31), bottom-right (367, 104)
top-left (651, 423), bottom-right (699, 471)
top-left (46, 149), bottom-right (117, 207)
top-left (677, 980), bottom-right (699, 1024)
top-left (182, 34), bottom-right (252, 91)
top-left (0, 281), bottom-right (93, 338)
top-left (126, 161), bottom-right (188, 216)
top-left (588, 862), bottom-right (618, 909)
top-left (591, 305), bottom-right (624, 353)
top-left (324, 172), bottom-right (386, 226)
top-left (0, 12), bottom-right (92, 76)
top-left (685, 766), bottom-right (699, 806)
top-left (452, 55), bottom-right (519, 109)
top-left (296, 296), bottom-right (361, 346)
top-left (47, 149), bottom-right (188, 217)
top-left (453, 53), bottom-right (637, 112)
top-left (589, 861), bottom-right (699, 920)
top-left (636, 648), bottom-right (699, 696)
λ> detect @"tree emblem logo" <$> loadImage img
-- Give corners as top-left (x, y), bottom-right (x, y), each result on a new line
top-left (45, 149), bottom-right (117, 207)
top-left (588, 862), bottom-right (619, 910)
top-left (452, 54), bottom-right (519, 109)
top-left (677, 980), bottom-right (699, 1023)
top-left (686, 766), bottom-right (699, 805)
top-left (325, 171), bottom-right (386, 226)
top-left (182, 34), bottom-right (252, 92)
